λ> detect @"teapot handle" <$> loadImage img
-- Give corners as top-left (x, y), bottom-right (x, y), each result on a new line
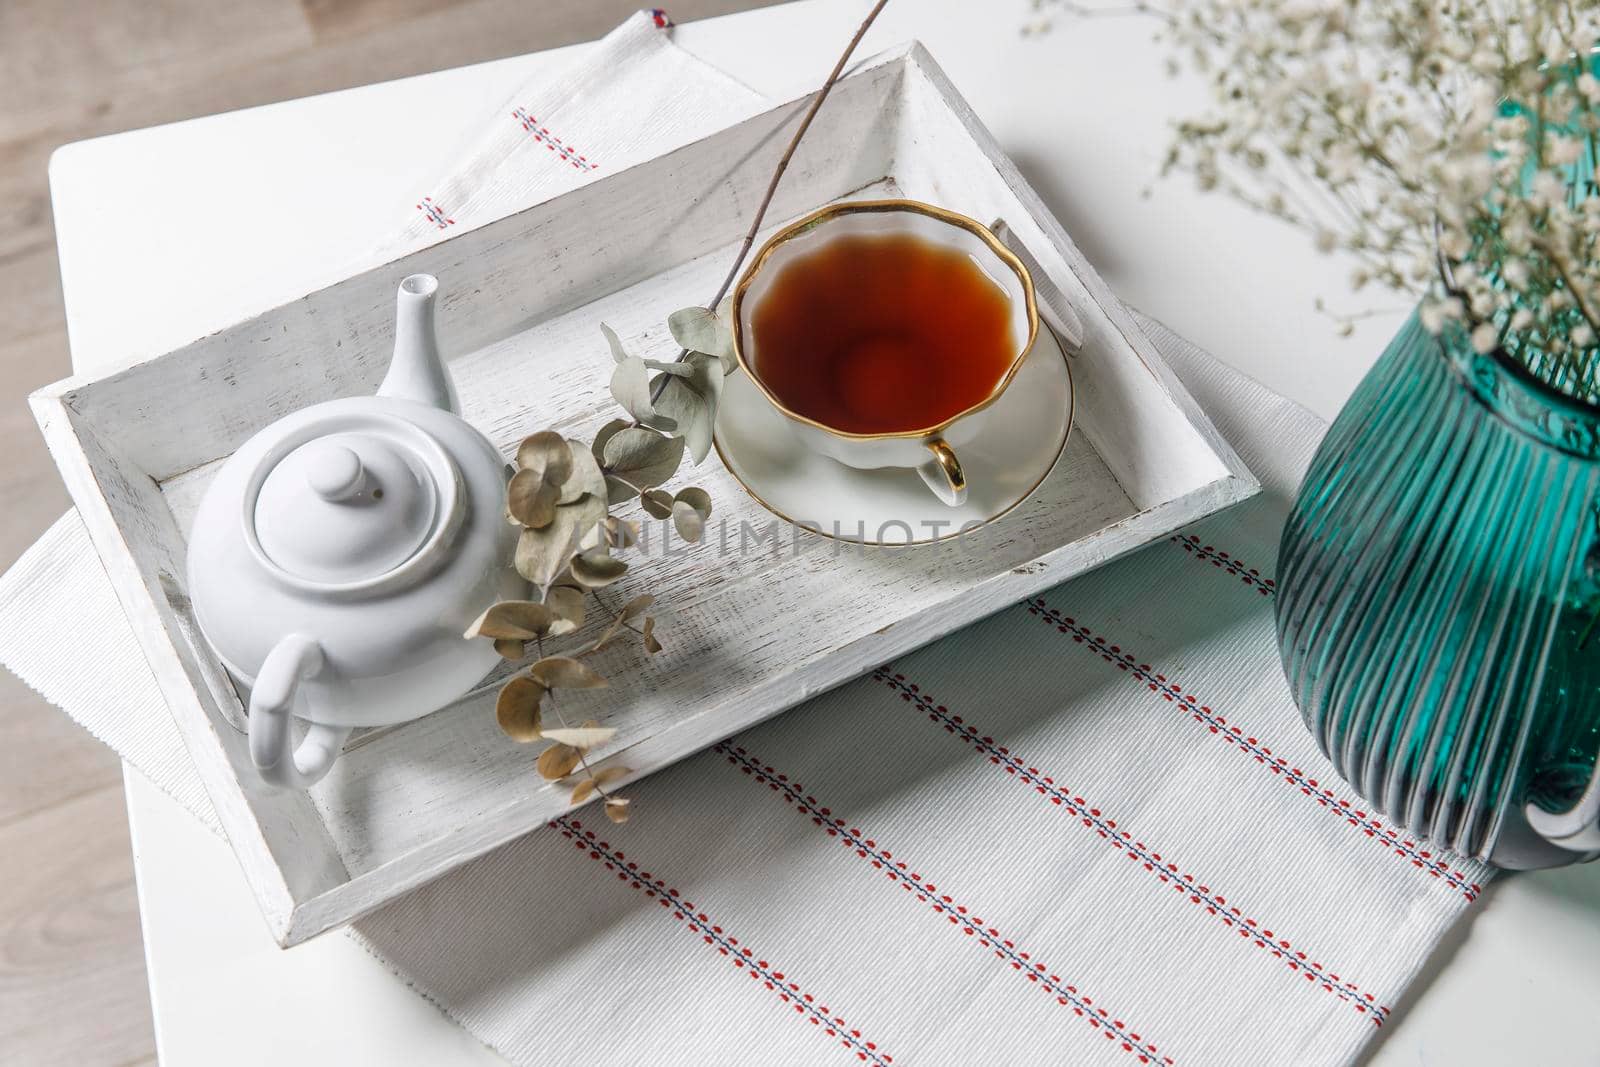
top-left (248, 634), bottom-right (351, 790)
top-left (1525, 755), bottom-right (1600, 854)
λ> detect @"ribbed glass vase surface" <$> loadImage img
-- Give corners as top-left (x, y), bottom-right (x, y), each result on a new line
top-left (1277, 313), bottom-right (1600, 869)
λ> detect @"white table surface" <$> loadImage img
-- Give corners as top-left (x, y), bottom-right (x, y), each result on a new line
top-left (45, 1), bottom-right (1600, 1063)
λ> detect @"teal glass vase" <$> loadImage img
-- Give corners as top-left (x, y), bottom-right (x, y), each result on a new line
top-left (1276, 312), bottom-right (1600, 868)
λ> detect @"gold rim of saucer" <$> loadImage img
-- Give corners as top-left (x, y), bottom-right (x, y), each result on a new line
top-left (729, 198), bottom-right (1041, 442)
top-left (712, 323), bottom-right (1075, 547)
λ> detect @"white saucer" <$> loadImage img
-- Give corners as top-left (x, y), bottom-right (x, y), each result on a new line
top-left (713, 325), bottom-right (1074, 545)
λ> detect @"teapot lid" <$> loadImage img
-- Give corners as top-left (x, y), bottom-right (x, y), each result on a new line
top-left (244, 412), bottom-right (463, 592)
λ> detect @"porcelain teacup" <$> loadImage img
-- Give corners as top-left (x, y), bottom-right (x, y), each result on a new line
top-left (730, 199), bottom-right (1038, 506)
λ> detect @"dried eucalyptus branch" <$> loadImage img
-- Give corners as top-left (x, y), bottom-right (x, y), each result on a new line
top-left (465, 1), bottom-right (892, 822)
top-left (705, 0), bottom-right (892, 314)
top-left (647, 0), bottom-right (891, 405)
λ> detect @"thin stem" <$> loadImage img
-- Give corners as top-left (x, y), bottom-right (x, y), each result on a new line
top-left (1538, 239), bottom-right (1600, 341)
top-left (704, 0), bottom-right (891, 313)
top-left (645, 0), bottom-right (891, 407)
top-left (1313, 300), bottom-right (1413, 327)
top-left (591, 587), bottom-right (648, 638)
top-left (536, 635), bottom-right (611, 801)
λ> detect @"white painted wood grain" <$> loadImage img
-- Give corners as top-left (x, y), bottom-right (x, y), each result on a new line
top-left (31, 45), bottom-right (1257, 946)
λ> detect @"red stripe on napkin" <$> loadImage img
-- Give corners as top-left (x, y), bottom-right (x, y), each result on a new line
top-left (415, 196), bottom-right (455, 229)
top-left (553, 817), bottom-right (892, 1064)
top-left (873, 669), bottom-right (1392, 1026)
top-left (1169, 534), bottom-right (1275, 595)
top-left (1025, 598), bottom-right (1482, 901)
top-left (511, 108), bottom-right (598, 171)
top-left (714, 743), bottom-right (1177, 1065)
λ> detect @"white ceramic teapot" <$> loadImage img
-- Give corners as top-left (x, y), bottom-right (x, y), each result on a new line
top-left (186, 274), bottom-right (525, 789)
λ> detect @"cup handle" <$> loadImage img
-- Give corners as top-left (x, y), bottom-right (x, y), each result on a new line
top-left (248, 634), bottom-right (351, 790)
top-left (917, 437), bottom-right (968, 507)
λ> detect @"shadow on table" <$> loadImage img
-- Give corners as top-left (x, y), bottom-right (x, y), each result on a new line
top-left (1355, 853), bottom-right (1600, 1065)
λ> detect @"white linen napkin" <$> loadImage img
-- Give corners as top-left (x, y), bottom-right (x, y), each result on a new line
top-left (374, 9), bottom-right (765, 262)
top-left (0, 13), bottom-right (1488, 1067)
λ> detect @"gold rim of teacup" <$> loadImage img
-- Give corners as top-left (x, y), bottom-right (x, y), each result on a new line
top-left (730, 198), bottom-right (1040, 442)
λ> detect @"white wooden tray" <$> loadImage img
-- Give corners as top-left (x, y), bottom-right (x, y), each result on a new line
top-left (31, 43), bottom-right (1256, 946)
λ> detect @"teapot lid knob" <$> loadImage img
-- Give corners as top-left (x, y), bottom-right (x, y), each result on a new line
top-left (248, 421), bottom-right (461, 590)
top-left (305, 444), bottom-right (366, 503)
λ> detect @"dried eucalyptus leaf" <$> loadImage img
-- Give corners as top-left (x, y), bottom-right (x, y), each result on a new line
top-left (640, 488), bottom-right (673, 520)
top-left (603, 427), bottom-right (686, 490)
top-left (671, 488), bottom-right (712, 542)
top-left (588, 616), bottom-right (627, 654)
top-left (599, 322), bottom-right (631, 364)
top-left (602, 516), bottom-right (638, 549)
top-left (604, 796), bottom-right (632, 823)
top-left (593, 765), bottom-right (631, 789)
top-left (570, 489), bottom-right (609, 540)
top-left (495, 675), bottom-right (546, 742)
top-left (515, 431), bottom-right (573, 486)
top-left (572, 765), bottom-right (631, 804)
top-left (565, 494), bottom-right (609, 572)
top-left (571, 549), bottom-right (629, 588)
top-left (577, 522), bottom-right (606, 554)
top-left (591, 419), bottom-right (630, 467)
top-left (605, 475), bottom-right (638, 507)
top-left (715, 295), bottom-right (738, 372)
top-left (654, 352), bottom-right (724, 465)
top-left (517, 488), bottom-right (608, 590)
top-left (493, 638), bottom-right (527, 661)
top-left (465, 600), bottom-right (554, 640)
top-left (543, 725), bottom-right (617, 749)
top-left (609, 354), bottom-right (678, 432)
top-left (530, 655), bottom-right (608, 689)
top-left (643, 359), bottom-right (695, 378)
top-left (537, 742), bottom-right (582, 781)
top-left (674, 486), bottom-right (712, 519)
top-left (514, 525), bottom-right (569, 590)
top-left (619, 593), bottom-right (654, 621)
top-left (671, 499), bottom-right (705, 543)
top-left (560, 434), bottom-right (608, 506)
top-left (642, 615), bottom-right (661, 654)
top-left (545, 585), bottom-right (586, 636)
top-left (668, 306), bottom-right (735, 366)
top-left (588, 594), bottom-right (651, 654)
top-left (507, 468), bottom-right (560, 529)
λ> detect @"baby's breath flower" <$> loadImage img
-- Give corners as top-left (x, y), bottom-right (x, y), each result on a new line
top-left (1036, 0), bottom-right (1600, 395)
top-left (1546, 135), bottom-right (1585, 167)
top-left (1530, 170), bottom-right (1569, 209)
top-left (1471, 322), bottom-right (1501, 355)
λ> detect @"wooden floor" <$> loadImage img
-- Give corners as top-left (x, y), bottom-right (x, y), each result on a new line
top-left (0, 2), bottom-right (768, 1063)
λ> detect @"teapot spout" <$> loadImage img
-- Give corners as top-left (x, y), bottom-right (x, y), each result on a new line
top-left (379, 274), bottom-right (459, 413)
